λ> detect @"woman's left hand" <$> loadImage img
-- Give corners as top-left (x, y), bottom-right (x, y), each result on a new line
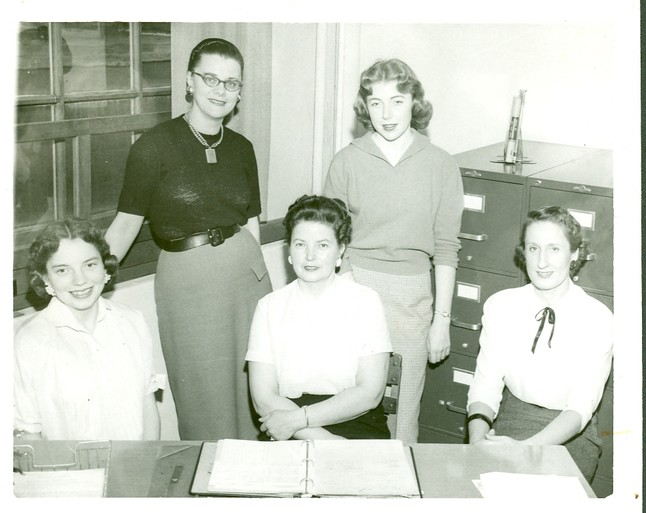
top-left (259, 408), bottom-right (306, 441)
top-left (484, 430), bottom-right (522, 445)
top-left (427, 319), bottom-right (451, 364)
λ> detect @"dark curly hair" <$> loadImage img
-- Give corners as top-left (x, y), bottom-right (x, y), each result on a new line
top-left (515, 206), bottom-right (590, 278)
top-left (353, 58), bottom-right (433, 131)
top-left (185, 37), bottom-right (245, 102)
top-left (283, 195), bottom-right (352, 248)
top-left (27, 219), bottom-right (119, 298)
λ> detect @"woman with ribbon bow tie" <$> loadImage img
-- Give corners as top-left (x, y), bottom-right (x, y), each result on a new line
top-left (466, 206), bottom-right (613, 482)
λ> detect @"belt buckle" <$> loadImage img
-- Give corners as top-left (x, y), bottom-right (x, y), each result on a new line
top-left (207, 227), bottom-right (224, 246)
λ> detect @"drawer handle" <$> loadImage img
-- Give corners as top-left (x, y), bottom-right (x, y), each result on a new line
top-left (458, 232), bottom-right (488, 242)
top-left (573, 184), bottom-right (592, 193)
top-left (585, 253), bottom-right (597, 261)
top-left (446, 401), bottom-right (468, 415)
top-left (451, 318), bottom-right (482, 331)
top-left (464, 169), bottom-right (482, 177)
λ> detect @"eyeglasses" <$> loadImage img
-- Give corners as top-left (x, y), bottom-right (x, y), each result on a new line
top-left (191, 71), bottom-right (243, 92)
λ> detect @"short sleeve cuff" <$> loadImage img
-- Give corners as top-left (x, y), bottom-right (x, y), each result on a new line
top-left (147, 373), bottom-right (168, 394)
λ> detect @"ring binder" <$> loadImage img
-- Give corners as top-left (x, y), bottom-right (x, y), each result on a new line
top-left (298, 477), bottom-right (315, 496)
top-left (190, 439), bottom-right (421, 498)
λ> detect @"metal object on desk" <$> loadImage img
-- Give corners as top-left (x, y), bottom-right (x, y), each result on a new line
top-left (13, 441), bottom-right (111, 472)
top-left (13, 441), bottom-right (111, 498)
top-left (148, 444), bottom-right (201, 497)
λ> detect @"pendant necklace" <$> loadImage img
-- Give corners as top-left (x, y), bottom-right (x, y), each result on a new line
top-left (183, 114), bottom-right (224, 164)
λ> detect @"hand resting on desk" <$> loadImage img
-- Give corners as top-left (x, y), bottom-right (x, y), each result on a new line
top-left (260, 409), bottom-right (344, 441)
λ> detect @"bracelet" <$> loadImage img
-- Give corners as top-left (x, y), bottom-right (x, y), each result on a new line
top-left (467, 413), bottom-right (493, 430)
top-left (302, 405), bottom-right (310, 428)
top-left (433, 310), bottom-right (452, 319)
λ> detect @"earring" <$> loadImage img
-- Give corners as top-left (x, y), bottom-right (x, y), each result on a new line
top-left (186, 84), bottom-right (193, 95)
top-left (104, 273), bottom-right (111, 284)
top-left (45, 283), bottom-right (56, 296)
top-left (237, 94), bottom-right (241, 101)
top-left (287, 255), bottom-right (293, 265)
top-left (336, 257), bottom-right (342, 267)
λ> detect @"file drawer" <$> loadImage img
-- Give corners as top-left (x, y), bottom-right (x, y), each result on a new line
top-left (419, 353), bottom-right (476, 438)
top-left (459, 177), bottom-right (524, 276)
top-left (528, 186), bottom-right (613, 294)
top-left (451, 268), bottom-right (519, 357)
top-left (418, 425), bottom-right (463, 444)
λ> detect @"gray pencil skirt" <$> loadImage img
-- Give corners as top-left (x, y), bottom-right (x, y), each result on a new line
top-left (154, 228), bottom-right (272, 441)
top-left (494, 388), bottom-right (603, 482)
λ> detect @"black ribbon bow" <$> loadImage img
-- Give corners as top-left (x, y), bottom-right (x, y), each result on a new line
top-left (531, 307), bottom-right (555, 353)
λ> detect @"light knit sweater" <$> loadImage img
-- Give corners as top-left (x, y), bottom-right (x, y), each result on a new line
top-left (324, 130), bottom-right (464, 275)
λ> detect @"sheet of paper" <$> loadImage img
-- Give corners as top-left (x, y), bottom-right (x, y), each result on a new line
top-left (478, 472), bottom-right (589, 499)
top-left (311, 439), bottom-right (420, 497)
top-left (13, 468), bottom-right (106, 498)
top-left (207, 439), bottom-right (305, 495)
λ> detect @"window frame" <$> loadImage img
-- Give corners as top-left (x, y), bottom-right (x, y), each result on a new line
top-left (13, 21), bottom-right (172, 311)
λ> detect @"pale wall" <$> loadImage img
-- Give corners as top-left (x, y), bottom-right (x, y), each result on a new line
top-left (337, 24), bottom-right (614, 155)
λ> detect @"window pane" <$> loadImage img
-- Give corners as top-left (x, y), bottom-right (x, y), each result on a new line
top-left (64, 99), bottom-right (131, 119)
top-left (61, 22), bottom-right (131, 94)
top-left (14, 141), bottom-right (55, 228)
top-left (16, 105), bottom-right (53, 124)
top-left (142, 95), bottom-right (171, 113)
top-left (141, 22), bottom-right (171, 88)
top-left (17, 23), bottom-right (52, 96)
top-left (90, 132), bottom-right (132, 215)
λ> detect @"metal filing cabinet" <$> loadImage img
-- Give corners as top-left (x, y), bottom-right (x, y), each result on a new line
top-left (418, 141), bottom-right (614, 498)
top-left (420, 145), bottom-right (529, 444)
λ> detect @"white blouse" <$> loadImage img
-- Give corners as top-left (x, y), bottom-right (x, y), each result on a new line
top-left (246, 275), bottom-right (392, 398)
top-left (467, 282), bottom-right (613, 431)
top-left (14, 297), bottom-right (163, 440)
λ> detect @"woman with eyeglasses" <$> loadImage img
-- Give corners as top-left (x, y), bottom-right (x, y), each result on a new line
top-left (466, 206), bottom-right (613, 482)
top-left (106, 38), bottom-right (271, 441)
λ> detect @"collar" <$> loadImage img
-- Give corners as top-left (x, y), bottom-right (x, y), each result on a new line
top-left (350, 129), bottom-right (430, 163)
top-left (42, 296), bottom-right (112, 333)
top-left (528, 279), bottom-right (582, 310)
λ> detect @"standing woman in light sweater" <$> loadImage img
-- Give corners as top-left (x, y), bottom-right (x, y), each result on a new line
top-left (324, 59), bottom-right (464, 443)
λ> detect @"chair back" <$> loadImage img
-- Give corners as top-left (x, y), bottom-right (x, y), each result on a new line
top-left (382, 352), bottom-right (402, 415)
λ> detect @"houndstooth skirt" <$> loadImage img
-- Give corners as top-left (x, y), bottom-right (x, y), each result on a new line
top-left (349, 265), bottom-right (433, 444)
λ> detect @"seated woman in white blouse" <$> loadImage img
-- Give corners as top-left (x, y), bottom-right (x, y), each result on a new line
top-left (246, 195), bottom-right (393, 441)
top-left (466, 206), bottom-right (613, 482)
top-left (14, 219), bottom-right (162, 440)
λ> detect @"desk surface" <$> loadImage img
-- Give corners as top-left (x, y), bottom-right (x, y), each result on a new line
top-left (411, 443), bottom-right (595, 498)
top-left (14, 440), bottom-right (595, 498)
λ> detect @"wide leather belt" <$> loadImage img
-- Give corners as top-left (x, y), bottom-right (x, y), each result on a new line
top-left (156, 225), bottom-right (240, 252)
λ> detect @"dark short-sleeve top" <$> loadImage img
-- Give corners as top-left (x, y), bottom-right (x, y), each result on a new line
top-left (117, 116), bottom-right (262, 240)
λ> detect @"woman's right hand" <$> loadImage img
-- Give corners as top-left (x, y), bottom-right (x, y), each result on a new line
top-left (259, 408), bottom-right (307, 441)
top-left (104, 212), bottom-right (145, 262)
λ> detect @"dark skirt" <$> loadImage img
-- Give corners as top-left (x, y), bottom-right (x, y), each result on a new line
top-left (155, 228), bottom-right (272, 441)
top-left (260, 394), bottom-right (391, 440)
top-left (493, 388), bottom-right (603, 482)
